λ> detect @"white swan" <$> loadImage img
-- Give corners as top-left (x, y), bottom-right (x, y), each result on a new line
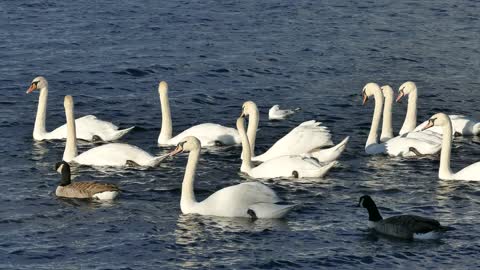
top-left (241, 101), bottom-right (349, 163)
top-left (362, 83), bottom-right (441, 157)
top-left (423, 113), bottom-right (480, 181)
top-left (268, 105), bottom-right (299, 120)
top-left (396, 81), bottom-right (480, 136)
top-left (381, 85), bottom-right (442, 144)
top-left (62, 95), bottom-right (166, 167)
top-left (237, 117), bottom-right (336, 178)
top-left (169, 136), bottom-right (296, 218)
top-left (157, 81), bottom-right (240, 147)
top-left (26, 76), bottom-right (134, 141)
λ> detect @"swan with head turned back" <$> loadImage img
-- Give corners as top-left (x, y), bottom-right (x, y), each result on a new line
top-left (26, 76), bottom-right (134, 142)
top-left (169, 136), bottom-right (296, 219)
top-left (396, 81), bottom-right (480, 136)
top-left (362, 83), bottom-right (441, 157)
top-left (380, 85), bottom-right (442, 144)
top-left (237, 117), bottom-right (336, 178)
top-left (422, 113), bottom-right (480, 181)
top-left (62, 95), bottom-right (167, 167)
top-left (157, 81), bottom-right (240, 147)
top-left (241, 101), bottom-right (349, 163)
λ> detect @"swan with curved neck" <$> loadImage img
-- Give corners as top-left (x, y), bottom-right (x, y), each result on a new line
top-left (397, 81), bottom-right (480, 136)
top-left (169, 136), bottom-right (296, 218)
top-left (157, 81), bottom-right (240, 147)
top-left (241, 101), bottom-right (349, 163)
top-left (26, 76), bottom-right (134, 141)
top-left (381, 84), bottom-right (442, 144)
top-left (362, 83), bottom-right (441, 157)
top-left (422, 113), bottom-right (480, 181)
top-left (63, 95), bottom-right (166, 167)
top-left (237, 117), bottom-right (336, 178)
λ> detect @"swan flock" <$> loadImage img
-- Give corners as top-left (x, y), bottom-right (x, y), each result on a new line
top-left (27, 77), bottom-right (479, 240)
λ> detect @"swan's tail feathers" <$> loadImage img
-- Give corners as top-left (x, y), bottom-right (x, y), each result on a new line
top-left (110, 126), bottom-right (135, 140)
top-left (249, 203), bottom-right (297, 219)
top-left (473, 122), bottom-right (480, 136)
top-left (309, 136), bottom-right (350, 162)
top-left (298, 160), bottom-right (338, 178)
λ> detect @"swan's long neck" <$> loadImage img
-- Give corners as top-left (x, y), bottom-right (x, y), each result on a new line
top-left (238, 119), bottom-right (253, 173)
top-left (366, 91), bottom-right (383, 149)
top-left (246, 108), bottom-right (259, 157)
top-left (439, 119), bottom-right (454, 179)
top-left (158, 87), bottom-right (173, 144)
top-left (181, 148), bottom-right (200, 212)
top-left (63, 98), bottom-right (78, 162)
top-left (399, 90), bottom-right (417, 135)
top-left (33, 87), bottom-right (48, 139)
top-left (381, 91), bottom-right (394, 141)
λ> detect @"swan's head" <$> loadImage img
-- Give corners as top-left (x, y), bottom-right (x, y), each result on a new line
top-left (380, 85), bottom-right (394, 99)
top-left (241, 101), bottom-right (258, 117)
top-left (361, 83), bottom-right (381, 105)
top-left (358, 195), bottom-right (376, 209)
top-left (422, 113), bottom-right (449, 131)
top-left (169, 136), bottom-right (201, 156)
top-left (270, 104), bottom-right (280, 111)
top-left (396, 81), bottom-right (416, 102)
top-left (158, 81), bottom-right (168, 94)
top-left (27, 76), bottom-right (48, 94)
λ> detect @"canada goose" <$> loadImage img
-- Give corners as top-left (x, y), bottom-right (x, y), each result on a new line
top-left (358, 195), bottom-right (451, 240)
top-left (55, 161), bottom-right (120, 200)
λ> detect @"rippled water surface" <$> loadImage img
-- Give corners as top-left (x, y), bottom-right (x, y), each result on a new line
top-left (1, 0), bottom-right (480, 269)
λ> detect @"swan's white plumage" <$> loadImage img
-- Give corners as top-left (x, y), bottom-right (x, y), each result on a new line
top-left (237, 117), bottom-right (336, 178)
top-left (252, 120), bottom-right (333, 162)
top-left (397, 81), bottom-right (480, 136)
top-left (72, 143), bottom-right (166, 167)
top-left (63, 95), bottom-right (165, 167)
top-left (157, 81), bottom-right (240, 147)
top-left (165, 123), bottom-right (240, 147)
top-left (363, 83), bottom-right (441, 157)
top-left (425, 113), bottom-right (480, 181)
top-left (28, 76), bottom-right (134, 141)
top-left (174, 136), bottom-right (295, 219)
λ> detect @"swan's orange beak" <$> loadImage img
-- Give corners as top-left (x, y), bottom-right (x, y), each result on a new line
top-left (396, 90), bottom-right (404, 103)
top-left (421, 120), bottom-right (435, 131)
top-left (362, 94), bottom-right (368, 105)
top-left (26, 83), bottom-right (37, 94)
top-left (168, 145), bottom-right (183, 157)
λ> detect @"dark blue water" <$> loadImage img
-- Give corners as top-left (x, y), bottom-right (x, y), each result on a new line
top-left (1, 0), bottom-right (480, 269)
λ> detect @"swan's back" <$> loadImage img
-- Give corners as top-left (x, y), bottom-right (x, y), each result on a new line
top-left (49, 115), bottom-right (125, 141)
top-left (169, 123), bottom-right (240, 146)
top-left (251, 156), bottom-right (329, 178)
top-left (454, 162), bottom-right (480, 181)
top-left (74, 143), bottom-right (155, 166)
top-left (194, 182), bottom-right (281, 217)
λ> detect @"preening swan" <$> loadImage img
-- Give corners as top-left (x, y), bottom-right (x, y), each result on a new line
top-left (423, 113), bottom-right (480, 181)
top-left (157, 81), bottom-right (240, 147)
top-left (362, 83), bottom-right (441, 157)
top-left (396, 81), bottom-right (480, 136)
top-left (26, 76), bottom-right (134, 141)
top-left (241, 101), bottom-right (349, 163)
top-left (359, 195), bottom-right (451, 240)
top-left (381, 85), bottom-right (442, 144)
top-left (169, 136), bottom-right (296, 218)
top-left (62, 95), bottom-right (167, 167)
top-left (237, 117), bottom-right (336, 178)
top-left (268, 105), bottom-right (299, 120)
top-left (55, 161), bottom-right (120, 200)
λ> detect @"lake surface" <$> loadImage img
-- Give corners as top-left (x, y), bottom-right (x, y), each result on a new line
top-left (1, 0), bottom-right (480, 269)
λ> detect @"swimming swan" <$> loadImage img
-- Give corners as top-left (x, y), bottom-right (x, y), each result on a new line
top-left (26, 76), bottom-right (134, 141)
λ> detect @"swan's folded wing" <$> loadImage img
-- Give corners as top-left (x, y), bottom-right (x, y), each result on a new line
top-left (256, 121), bottom-right (333, 161)
top-left (76, 115), bottom-right (120, 132)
